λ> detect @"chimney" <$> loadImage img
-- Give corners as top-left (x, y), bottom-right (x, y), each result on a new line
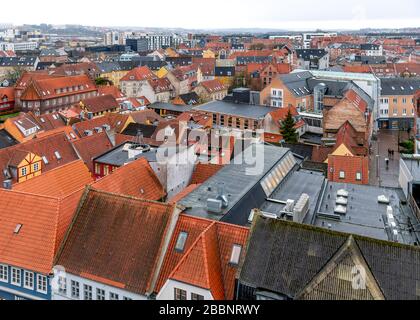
top-left (3, 179), bottom-right (12, 190)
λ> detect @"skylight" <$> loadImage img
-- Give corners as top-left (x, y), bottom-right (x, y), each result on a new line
top-left (14, 224), bottom-right (22, 234)
top-left (230, 245), bottom-right (242, 265)
top-left (54, 151), bottom-right (62, 160)
top-left (175, 232), bottom-right (188, 252)
top-left (42, 156), bottom-right (49, 164)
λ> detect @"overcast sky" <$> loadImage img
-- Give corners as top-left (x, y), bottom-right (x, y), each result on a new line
top-left (1, 0), bottom-right (419, 30)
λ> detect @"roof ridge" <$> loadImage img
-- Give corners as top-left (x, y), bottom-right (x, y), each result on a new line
top-left (2, 187), bottom-right (61, 201)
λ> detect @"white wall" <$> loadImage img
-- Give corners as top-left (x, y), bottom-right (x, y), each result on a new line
top-left (156, 279), bottom-right (213, 300)
top-left (51, 272), bottom-right (147, 301)
top-left (399, 159), bottom-right (413, 199)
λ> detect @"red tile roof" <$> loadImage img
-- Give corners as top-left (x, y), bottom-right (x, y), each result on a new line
top-left (168, 184), bottom-right (201, 203)
top-left (199, 79), bottom-right (227, 94)
top-left (55, 188), bottom-right (176, 295)
top-left (120, 66), bottom-right (156, 82)
top-left (0, 87), bottom-right (15, 102)
top-left (20, 75), bottom-right (97, 101)
top-left (81, 94), bottom-right (119, 114)
top-left (91, 157), bottom-right (166, 201)
top-left (130, 109), bottom-right (163, 124)
top-left (190, 163), bottom-right (224, 185)
top-left (0, 188), bottom-right (83, 274)
top-left (148, 77), bottom-right (173, 93)
top-left (72, 113), bottom-right (130, 137)
top-left (72, 132), bottom-right (114, 173)
top-left (98, 85), bottom-right (126, 100)
top-left (156, 215), bottom-right (249, 300)
top-left (0, 132), bottom-right (80, 180)
top-left (35, 112), bottom-right (66, 131)
top-left (13, 160), bottom-right (93, 197)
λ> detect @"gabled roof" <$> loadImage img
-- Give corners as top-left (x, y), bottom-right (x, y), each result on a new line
top-left (190, 163), bottom-right (224, 185)
top-left (0, 87), bottom-right (14, 101)
top-left (98, 85), bottom-right (126, 100)
top-left (35, 112), bottom-right (66, 131)
top-left (380, 78), bottom-right (420, 96)
top-left (91, 157), bottom-right (166, 201)
top-left (72, 132), bottom-right (114, 173)
top-left (156, 215), bottom-right (249, 300)
top-left (324, 98), bottom-right (367, 133)
top-left (148, 77), bottom-right (173, 93)
top-left (120, 66), bottom-right (156, 82)
top-left (55, 188), bottom-right (176, 296)
top-left (20, 74), bottom-right (96, 101)
top-left (239, 215), bottom-right (420, 300)
top-left (81, 94), bottom-right (119, 114)
top-left (199, 79), bottom-right (227, 94)
top-left (130, 109), bottom-right (164, 124)
top-left (13, 160), bottom-right (93, 197)
top-left (0, 132), bottom-right (79, 180)
top-left (0, 188), bottom-right (83, 274)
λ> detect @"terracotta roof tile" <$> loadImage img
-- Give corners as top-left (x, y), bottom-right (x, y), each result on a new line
top-left (13, 160), bottom-right (94, 197)
top-left (199, 79), bottom-right (227, 94)
top-left (0, 132), bottom-right (80, 181)
top-left (190, 163), bottom-right (224, 185)
top-left (55, 188), bottom-right (176, 295)
top-left (0, 188), bottom-right (83, 274)
top-left (98, 86), bottom-right (126, 100)
top-left (120, 66), bottom-right (156, 82)
top-left (157, 215), bottom-right (249, 300)
top-left (81, 94), bottom-right (119, 114)
top-left (72, 132), bottom-right (114, 173)
top-left (91, 157), bottom-right (166, 201)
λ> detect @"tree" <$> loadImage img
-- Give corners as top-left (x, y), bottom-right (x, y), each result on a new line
top-left (5, 67), bottom-right (25, 86)
top-left (280, 109), bottom-right (298, 144)
top-left (95, 77), bottom-right (113, 86)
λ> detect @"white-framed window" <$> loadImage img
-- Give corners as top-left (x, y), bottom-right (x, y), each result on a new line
top-left (174, 288), bottom-right (187, 300)
top-left (339, 171), bottom-right (345, 179)
top-left (0, 265), bottom-right (8, 282)
top-left (109, 292), bottom-right (119, 300)
top-left (71, 280), bottom-right (80, 298)
top-left (33, 163), bottom-right (39, 171)
top-left (21, 167), bottom-right (27, 176)
top-left (83, 284), bottom-right (93, 300)
top-left (23, 271), bottom-right (34, 289)
top-left (58, 276), bottom-right (67, 294)
top-left (356, 172), bottom-right (362, 181)
top-left (36, 274), bottom-right (47, 293)
top-left (11, 267), bottom-right (21, 286)
top-left (96, 288), bottom-right (105, 300)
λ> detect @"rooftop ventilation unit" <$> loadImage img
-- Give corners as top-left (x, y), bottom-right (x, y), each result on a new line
top-left (334, 205), bottom-right (347, 215)
top-left (2, 179), bottom-right (12, 190)
top-left (378, 195), bottom-right (390, 204)
top-left (207, 198), bottom-right (223, 214)
top-left (336, 197), bottom-right (348, 206)
top-left (284, 199), bottom-right (295, 213)
top-left (337, 189), bottom-right (349, 198)
top-left (293, 194), bottom-right (310, 223)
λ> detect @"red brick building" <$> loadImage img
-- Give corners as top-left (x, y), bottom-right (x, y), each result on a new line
top-left (327, 154), bottom-right (369, 185)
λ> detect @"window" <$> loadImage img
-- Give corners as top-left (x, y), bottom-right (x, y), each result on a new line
top-left (33, 163), bottom-right (39, 171)
top-left (71, 280), bottom-right (80, 298)
top-left (230, 245), bottom-right (242, 265)
top-left (58, 276), bottom-right (67, 294)
top-left (96, 288), bottom-right (105, 300)
top-left (83, 284), bottom-right (93, 300)
top-left (21, 167), bottom-right (27, 176)
top-left (191, 293), bottom-right (204, 300)
top-left (95, 163), bottom-right (101, 175)
top-left (356, 172), bottom-right (362, 181)
top-left (123, 296), bottom-right (132, 300)
top-left (0, 265), bottom-right (8, 282)
top-left (11, 267), bottom-right (21, 286)
top-left (339, 171), bottom-right (345, 179)
top-left (174, 288), bottom-right (187, 300)
top-left (175, 232), bottom-right (188, 252)
top-left (24, 271), bottom-right (34, 289)
top-left (110, 292), bottom-right (119, 300)
top-left (37, 274), bottom-right (47, 293)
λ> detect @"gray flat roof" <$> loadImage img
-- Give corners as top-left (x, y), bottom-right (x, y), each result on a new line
top-left (315, 182), bottom-right (419, 245)
top-left (94, 142), bottom-right (158, 166)
top-left (260, 170), bottom-right (326, 224)
top-left (179, 144), bottom-right (291, 220)
top-left (149, 102), bottom-right (193, 112)
top-left (193, 101), bottom-right (279, 120)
